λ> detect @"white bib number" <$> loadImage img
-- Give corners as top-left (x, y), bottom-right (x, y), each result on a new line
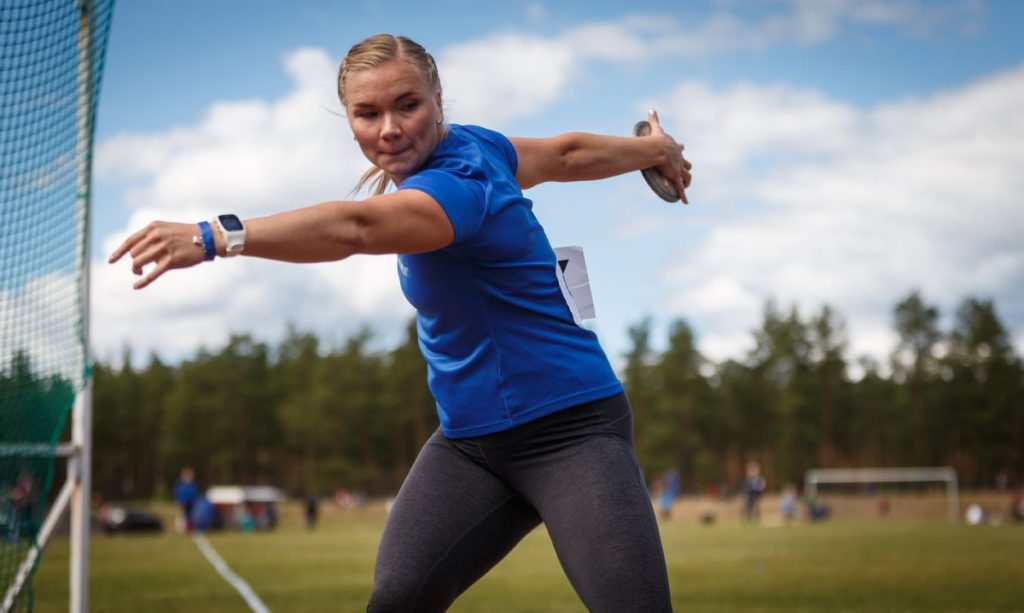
top-left (553, 246), bottom-right (596, 327)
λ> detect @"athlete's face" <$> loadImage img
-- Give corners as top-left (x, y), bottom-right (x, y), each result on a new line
top-left (345, 59), bottom-right (444, 183)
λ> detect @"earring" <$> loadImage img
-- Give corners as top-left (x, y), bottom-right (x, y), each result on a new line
top-left (436, 117), bottom-right (443, 124)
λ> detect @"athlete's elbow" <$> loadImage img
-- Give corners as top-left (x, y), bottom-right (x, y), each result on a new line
top-left (321, 203), bottom-right (369, 257)
top-left (341, 217), bottom-right (372, 256)
top-left (560, 133), bottom-right (599, 182)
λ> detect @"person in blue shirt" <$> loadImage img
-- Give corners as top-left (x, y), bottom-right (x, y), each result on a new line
top-left (172, 467), bottom-right (198, 533)
top-left (658, 469), bottom-right (682, 521)
top-left (111, 33), bottom-right (691, 613)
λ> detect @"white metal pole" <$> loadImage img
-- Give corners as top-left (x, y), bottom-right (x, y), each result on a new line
top-left (948, 470), bottom-right (959, 524)
top-left (69, 383), bottom-right (92, 613)
top-left (72, 1), bottom-right (96, 611)
top-left (1, 479), bottom-right (77, 612)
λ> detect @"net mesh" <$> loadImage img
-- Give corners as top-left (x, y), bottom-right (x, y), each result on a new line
top-left (1, 0), bottom-right (114, 609)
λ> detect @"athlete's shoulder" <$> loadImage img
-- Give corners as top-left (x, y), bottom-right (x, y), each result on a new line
top-left (450, 124), bottom-right (518, 172)
top-left (452, 123), bottom-right (504, 140)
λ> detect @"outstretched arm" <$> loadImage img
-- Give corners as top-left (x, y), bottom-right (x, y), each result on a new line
top-left (108, 189), bottom-right (453, 290)
top-left (510, 109), bottom-right (692, 201)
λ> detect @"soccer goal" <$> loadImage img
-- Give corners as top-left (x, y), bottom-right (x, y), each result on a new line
top-left (804, 467), bottom-right (960, 523)
top-left (1, 1), bottom-right (114, 611)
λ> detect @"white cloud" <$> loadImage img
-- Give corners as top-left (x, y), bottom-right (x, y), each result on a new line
top-left (655, 64), bottom-right (1024, 363)
top-left (439, 2), bottom-right (979, 127)
top-left (96, 48), bottom-right (363, 216)
top-left (85, 8), bottom-right (1009, 368)
top-left (651, 81), bottom-right (862, 205)
top-left (786, 0), bottom-right (985, 39)
top-left (707, 0), bottom-right (984, 49)
top-left (92, 49), bottom-right (412, 364)
top-left (439, 15), bottom-right (688, 125)
top-left (440, 34), bottom-right (575, 126)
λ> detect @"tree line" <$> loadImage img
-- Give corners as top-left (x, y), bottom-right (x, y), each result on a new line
top-left (6, 291), bottom-right (1021, 500)
top-left (625, 292), bottom-right (1022, 492)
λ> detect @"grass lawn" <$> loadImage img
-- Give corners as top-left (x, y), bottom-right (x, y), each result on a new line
top-left (29, 501), bottom-right (1024, 612)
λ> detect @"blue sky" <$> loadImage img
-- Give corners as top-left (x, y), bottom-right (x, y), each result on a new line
top-left (85, 0), bottom-right (1024, 370)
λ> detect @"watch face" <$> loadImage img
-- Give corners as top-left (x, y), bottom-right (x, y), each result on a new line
top-left (219, 214), bottom-right (244, 231)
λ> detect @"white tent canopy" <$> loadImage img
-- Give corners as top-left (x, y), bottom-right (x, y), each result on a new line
top-left (206, 485), bottom-right (286, 505)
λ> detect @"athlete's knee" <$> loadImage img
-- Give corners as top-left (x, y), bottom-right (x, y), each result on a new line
top-left (573, 567), bottom-right (671, 613)
top-left (365, 590), bottom-right (405, 613)
top-left (366, 578), bottom-right (417, 613)
top-left (365, 585), bottom-right (414, 613)
top-left (366, 572), bottom-right (455, 613)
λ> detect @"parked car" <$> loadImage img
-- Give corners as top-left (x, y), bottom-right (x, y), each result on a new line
top-left (100, 505), bottom-right (163, 533)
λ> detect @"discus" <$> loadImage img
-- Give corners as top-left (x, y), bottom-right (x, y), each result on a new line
top-left (633, 120), bottom-right (682, 203)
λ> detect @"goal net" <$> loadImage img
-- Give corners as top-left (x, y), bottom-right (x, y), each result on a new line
top-left (804, 467), bottom-right (960, 523)
top-left (1, 1), bottom-right (114, 610)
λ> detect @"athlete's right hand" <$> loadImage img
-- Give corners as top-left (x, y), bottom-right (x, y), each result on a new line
top-left (108, 221), bottom-right (207, 290)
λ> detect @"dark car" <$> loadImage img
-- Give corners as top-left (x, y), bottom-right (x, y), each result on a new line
top-left (101, 506), bottom-right (163, 533)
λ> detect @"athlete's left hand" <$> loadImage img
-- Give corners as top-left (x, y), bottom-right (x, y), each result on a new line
top-left (647, 108), bottom-right (692, 203)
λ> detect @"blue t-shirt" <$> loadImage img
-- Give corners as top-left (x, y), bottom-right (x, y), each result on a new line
top-left (397, 124), bottom-right (623, 438)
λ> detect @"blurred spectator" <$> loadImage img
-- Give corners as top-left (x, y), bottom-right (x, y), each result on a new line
top-left (10, 471), bottom-right (37, 541)
top-left (305, 495), bottom-right (319, 530)
top-left (803, 493), bottom-right (831, 523)
top-left (742, 461), bottom-right (766, 523)
top-left (334, 488), bottom-right (366, 509)
top-left (235, 503), bottom-right (254, 532)
top-left (1009, 493), bottom-right (1023, 523)
top-left (657, 470), bottom-right (680, 521)
top-left (190, 495), bottom-right (220, 531)
top-left (173, 467), bottom-right (198, 533)
top-left (267, 501), bottom-right (278, 528)
top-left (780, 484), bottom-right (797, 524)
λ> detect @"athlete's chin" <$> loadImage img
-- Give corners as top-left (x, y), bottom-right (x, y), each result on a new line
top-left (378, 157), bottom-right (421, 181)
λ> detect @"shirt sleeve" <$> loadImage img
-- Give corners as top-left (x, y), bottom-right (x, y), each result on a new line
top-left (473, 126), bottom-right (518, 176)
top-left (399, 164), bottom-right (486, 243)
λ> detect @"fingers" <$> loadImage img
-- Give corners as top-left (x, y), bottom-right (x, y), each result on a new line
top-left (648, 109), bottom-right (694, 196)
top-left (131, 242), bottom-right (164, 276)
top-left (134, 259), bottom-right (169, 290)
top-left (126, 227), bottom-right (168, 274)
top-left (109, 220), bottom-right (204, 289)
top-left (675, 176), bottom-right (689, 205)
top-left (647, 108), bottom-right (664, 135)
top-left (108, 223), bottom-right (153, 263)
top-left (670, 157), bottom-right (692, 203)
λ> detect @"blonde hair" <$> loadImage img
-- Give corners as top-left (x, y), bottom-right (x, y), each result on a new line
top-left (338, 34), bottom-right (443, 195)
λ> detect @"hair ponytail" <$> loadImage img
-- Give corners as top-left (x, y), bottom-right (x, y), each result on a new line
top-left (353, 165), bottom-right (394, 196)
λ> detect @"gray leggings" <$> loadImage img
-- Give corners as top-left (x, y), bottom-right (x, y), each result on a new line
top-left (367, 393), bottom-right (672, 612)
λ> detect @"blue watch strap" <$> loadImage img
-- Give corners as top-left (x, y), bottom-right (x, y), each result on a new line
top-left (198, 221), bottom-right (215, 261)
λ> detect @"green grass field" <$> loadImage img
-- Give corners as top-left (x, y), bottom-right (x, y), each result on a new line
top-left (30, 500), bottom-right (1024, 612)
